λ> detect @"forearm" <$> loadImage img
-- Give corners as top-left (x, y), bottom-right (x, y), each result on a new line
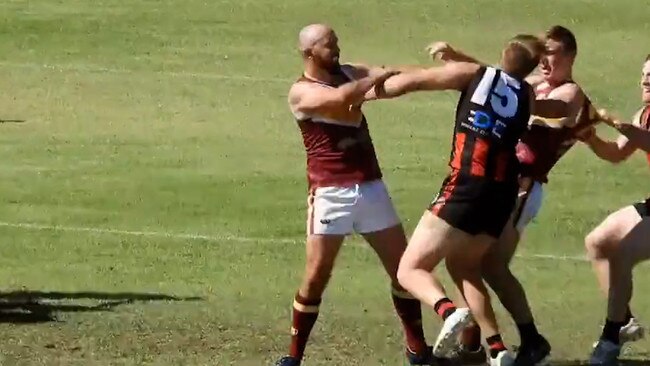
top-left (583, 135), bottom-right (627, 163)
top-left (374, 75), bottom-right (418, 99)
top-left (619, 127), bottom-right (650, 153)
top-left (444, 49), bottom-right (483, 64)
top-left (339, 75), bottom-right (384, 105)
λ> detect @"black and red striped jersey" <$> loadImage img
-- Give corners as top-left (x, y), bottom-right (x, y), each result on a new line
top-left (448, 66), bottom-right (532, 187)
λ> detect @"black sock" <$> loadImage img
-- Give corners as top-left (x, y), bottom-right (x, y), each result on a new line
top-left (626, 307), bottom-right (634, 323)
top-left (517, 322), bottom-right (541, 346)
top-left (486, 334), bottom-right (507, 358)
top-left (601, 319), bottom-right (625, 345)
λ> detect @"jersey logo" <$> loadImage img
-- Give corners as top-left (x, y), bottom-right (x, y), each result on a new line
top-left (464, 68), bottom-right (521, 138)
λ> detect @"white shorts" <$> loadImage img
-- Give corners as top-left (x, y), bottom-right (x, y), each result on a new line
top-left (307, 179), bottom-right (401, 235)
top-left (513, 181), bottom-right (544, 233)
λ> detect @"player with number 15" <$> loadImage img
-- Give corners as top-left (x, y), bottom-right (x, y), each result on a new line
top-left (368, 34), bottom-right (545, 366)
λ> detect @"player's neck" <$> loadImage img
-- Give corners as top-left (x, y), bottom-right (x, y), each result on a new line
top-left (546, 72), bottom-right (573, 87)
top-left (303, 63), bottom-right (336, 84)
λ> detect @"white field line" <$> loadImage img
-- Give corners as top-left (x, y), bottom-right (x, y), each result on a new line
top-left (0, 61), bottom-right (290, 83)
top-left (0, 221), bottom-right (587, 262)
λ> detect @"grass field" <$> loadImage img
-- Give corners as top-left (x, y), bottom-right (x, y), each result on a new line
top-left (1, 0), bottom-right (650, 365)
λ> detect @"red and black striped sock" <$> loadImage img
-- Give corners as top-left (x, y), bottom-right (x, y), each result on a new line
top-left (486, 334), bottom-right (507, 358)
top-left (288, 292), bottom-right (321, 360)
top-left (433, 297), bottom-right (457, 320)
top-left (391, 288), bottom-right (428, 354)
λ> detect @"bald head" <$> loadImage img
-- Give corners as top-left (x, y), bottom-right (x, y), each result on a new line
top-left (298, 24), bottom-right (334, 52)
top-left (297, 23), bottom-right (341, 71)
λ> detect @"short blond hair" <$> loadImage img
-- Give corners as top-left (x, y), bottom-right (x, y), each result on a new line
top-left (502, 34), bottom-right (545, 78)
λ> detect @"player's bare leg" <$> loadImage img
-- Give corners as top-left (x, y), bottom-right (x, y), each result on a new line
top-left (445, 234), bottom-right (513, 364)
top-left (397, 212), bottom-right (472, 358)
top-left (363, 224), bottom-right (433, 364)
top-left (277, 234), bottom-right (344, 366)
top-left (397, 212), bottom-right (456, 308)
top-left (482, 219), bottom-right (550, 364)
top-left (586, 206), bottom-right (650, 364)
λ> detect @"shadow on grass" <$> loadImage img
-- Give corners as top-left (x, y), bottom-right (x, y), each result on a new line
top-left (0, 290), bottom-right (202, 323)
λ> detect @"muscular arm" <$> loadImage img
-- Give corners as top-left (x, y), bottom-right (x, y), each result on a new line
top-left (371, 62), bottom-right (480, 99)
top-left (289, 70), bottom-right (390, 116)
top-left (615, 122), bottom-right (650, 153)
top-left (346, 63), bottom-right (424, 77)
top-left (595, 108), bottom-right (650, 153)
top-left (582, 131), bottom-right (636, 163)
top-left (427, 42), bottom-right (487, 65)
top-left (530, 83), bottom-right (583, 127)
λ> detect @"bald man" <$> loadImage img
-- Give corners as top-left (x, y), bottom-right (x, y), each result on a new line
top-left (273, 24), bottom-right (438, 366)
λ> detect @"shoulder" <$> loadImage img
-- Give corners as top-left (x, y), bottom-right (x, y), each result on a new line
top-left (289, 79), bottom-right (322, 99)
top-left (288, 80), bottom-right (322, 109)
top-left (547, 82), bottom-right (584, 103)
top-left (525, 73), bottom-right (545, 88)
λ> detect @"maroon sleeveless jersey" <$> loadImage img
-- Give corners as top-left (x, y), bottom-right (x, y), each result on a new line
top-left (632, 105), bottom-right (650, 165)
top-left (291, 73), bottom-right (382, 190)
top-left (516, 82), bottom-right (600, 183)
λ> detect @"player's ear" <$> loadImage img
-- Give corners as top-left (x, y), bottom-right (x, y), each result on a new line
top-left (302, 48), bottom-right (313, 59)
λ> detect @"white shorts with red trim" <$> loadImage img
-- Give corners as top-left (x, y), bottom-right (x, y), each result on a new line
top-left (307, 179), bottom-right (400, 235)
top-left (513, 181), bottom-right (544, 232)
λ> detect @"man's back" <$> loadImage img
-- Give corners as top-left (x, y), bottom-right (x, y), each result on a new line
top-left (450, 66), bottom-right (533, 186)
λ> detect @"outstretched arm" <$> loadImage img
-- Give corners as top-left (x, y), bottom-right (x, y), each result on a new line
top-left (613, 122), bottom-right (650, 153)
top-left (596, 108), bottom-right (650, 152)
top-left (371, 62), bottom-right (480, 99)
top-left (427, 42), bottom-right (487, 65)
top-left (581, 128), bottom-right (636, 163)
top-left (289, 69), bottom-right (396, 115)
top-left (345, 63), bottom-right (425, 77)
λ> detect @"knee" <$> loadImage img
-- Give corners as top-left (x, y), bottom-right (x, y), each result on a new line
top-left (585, 229), bottom-right (613, 260)
top-left (396, 259), bottom-right (417, 290)
top-left (396, 264), bottom-right (410, 290)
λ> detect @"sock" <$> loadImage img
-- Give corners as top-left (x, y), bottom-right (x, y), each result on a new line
top-left (289, 292), bottom-right (321, 360)
top-left (626, 306), bottom-right (634, 323)
top-left (486, 334), bottom-right (507, 358)
top-left (461, 324), bottom-right (482, 351)
top-left (516, 322), bottom-right (541, 346)
top-left (601, 319), bottom-right (625, 345)
top-left (433, 297), bottom-right (456, 320)
top-left (391, 288), bottom-right (428, 354)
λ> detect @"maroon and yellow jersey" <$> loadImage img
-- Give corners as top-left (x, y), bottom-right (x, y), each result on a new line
top-left (516, 82), bottom-right (600, 183)
top-left (290, 72), bottom-right (382, 190)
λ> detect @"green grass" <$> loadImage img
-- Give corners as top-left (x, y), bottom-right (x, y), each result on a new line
top-left (1, 0), bottom-right (650, 364)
